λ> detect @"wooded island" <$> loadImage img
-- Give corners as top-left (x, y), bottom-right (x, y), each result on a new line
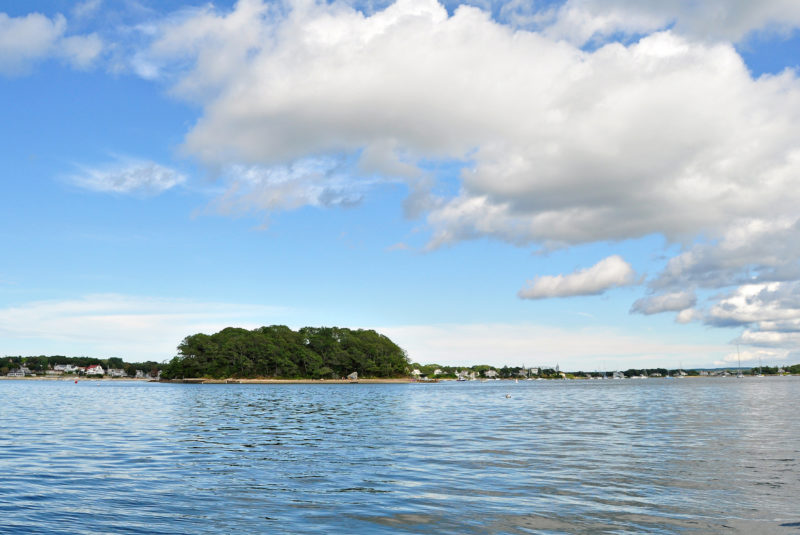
top-left (160, 325), bottom-right (409, 380)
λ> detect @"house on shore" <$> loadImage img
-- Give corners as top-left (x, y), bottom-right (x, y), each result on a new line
top-left (85, 365), bottom-right (104, 376)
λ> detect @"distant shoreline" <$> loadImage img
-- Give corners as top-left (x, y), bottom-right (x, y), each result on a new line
top-left (166, 378), bottom-right (417, 384)
top-left (3, 375), bottom-right (796, 384)
top-left (0, 376), bottom-right (416, 384)
top-left (0, 376), bottom-right (154, 381)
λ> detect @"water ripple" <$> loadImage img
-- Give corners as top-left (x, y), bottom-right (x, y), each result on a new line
top-left (1, 378), bottom-right (799, 533)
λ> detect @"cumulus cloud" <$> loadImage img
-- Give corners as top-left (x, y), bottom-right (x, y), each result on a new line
top-left (0, 11), bottom-right (102, 75)
top-left (631, 290), bottom-right (696, 315)
top-left (135, 0), bottom-right (800, 251)
top-left (699, 282), bottom-right (800, 357)
top-left (651, 218), bottom-right (800, 291)
top-left (70, 159), bottom-right (186, 196)
top-left (519, 255), bottom-right (635, 299)
top-left (0, 294), bottom-right (283, 362)
top-left (706, 282), bottom-right (800, 328)
top-left (122, 0), bottom-right (800, 337)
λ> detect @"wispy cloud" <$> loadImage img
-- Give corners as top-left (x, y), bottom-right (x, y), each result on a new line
top-left (379, 322), bottom-right (728, 370)
top-left (70, 158), bottom-right (186, 196)
top-left (519, 255), bottom-right (636, 299)
top-left (631, 290), bottom-right (696, 315)
top-left (206, 159), bottom-right (381, 220)
top-left (0, 294), bottom-right (285, 361)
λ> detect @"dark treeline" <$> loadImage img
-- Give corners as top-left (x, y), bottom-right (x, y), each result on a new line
top-left (0, 355), bottom-right (161, 377)
top-left (160, 325), bottom-right (409, 380)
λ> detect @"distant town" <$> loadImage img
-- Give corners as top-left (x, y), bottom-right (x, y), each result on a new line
top-left (406, 363), bottom-right (800, 380)
top-left (1, 356), bottom-right (161, 380)
top-left (2, 354), bottom-right (798, 381)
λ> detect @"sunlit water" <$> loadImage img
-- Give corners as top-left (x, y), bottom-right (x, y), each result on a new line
top-left (1, 377), bottom-right (798, 534)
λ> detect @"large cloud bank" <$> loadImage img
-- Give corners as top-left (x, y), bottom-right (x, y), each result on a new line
top-left (10, 0), bottom-right (800, 359)
top-left (133, 0), bottom-right (800, 359)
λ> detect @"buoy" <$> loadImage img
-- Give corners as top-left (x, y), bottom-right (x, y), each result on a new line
top-left (505, 393), bottom-right (511, 398)
top-left (75, 380), bottom-right (78, 384)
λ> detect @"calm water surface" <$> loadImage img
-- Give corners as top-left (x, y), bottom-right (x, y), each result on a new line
top-left (1, 378), bottom-right (799, 534)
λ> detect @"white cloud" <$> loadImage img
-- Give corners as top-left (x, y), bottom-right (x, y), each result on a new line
top-left (379, 322), bottom-right (728, 369)
top-left (712, 346), bottom-right (789, 367)
top-left (208, 158), bottom-right (373, 218)
top-left (700, 282), bottom-right (800, 354)
top-left (119, 0), bottom-right (800, 340)
top-left (631, 290), bottom-right (696, 315)
top-left (543, 0), bottom-right (800, 45)
top-left (72, 0), bottom-right (103, 20)
top-left (652, 218), bottom-right (800, 291)
top-left (0, 12), bottom-right (65, 75)
top-left (519, 255), bottom-right (636, 299)
top-left (0, 11), bottom-right (102, 75)
top-left (676, 308), bottom-right (702, 324)
top-left (0, 294), bottom-right (283, 362)
top-left (137, 0), bottom-right (800, 251)
top-left (60, 33), bottom-right (104, 69)
top-left (706, 282), bottom-right (800, 327)
top-left (70, 159), bottom-right (186, 196)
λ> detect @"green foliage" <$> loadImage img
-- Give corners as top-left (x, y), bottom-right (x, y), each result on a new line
top-left (106, 357), bottom-right (125, 370)
top-left (160, 325), bottom-right (409, 380)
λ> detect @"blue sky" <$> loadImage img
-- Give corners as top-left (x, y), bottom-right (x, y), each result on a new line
top-left (2, 0), bottom-right (800, 370)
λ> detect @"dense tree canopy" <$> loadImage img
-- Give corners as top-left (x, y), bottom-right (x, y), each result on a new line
top-left (160, 325), bottom-right (409, 380)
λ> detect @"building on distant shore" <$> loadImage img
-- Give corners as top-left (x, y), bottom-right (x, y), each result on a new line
top-left (85, 365), bottom-right (104, 376)
top-left (7, 369), bottom-right (25, 377)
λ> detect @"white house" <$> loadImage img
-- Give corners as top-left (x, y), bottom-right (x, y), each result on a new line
top-left (107, 368), bottom-right (127, 378)
top-left (7, 369), bottom-right (25, 377)
top-left (433, 369), bottom-right (442, 376)
top-left (85, 365), bottom-right (104, 376)
top-left (411, 369), bottom-right (421, 377)
top-left (484, 370), bottom-right (499, 379)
